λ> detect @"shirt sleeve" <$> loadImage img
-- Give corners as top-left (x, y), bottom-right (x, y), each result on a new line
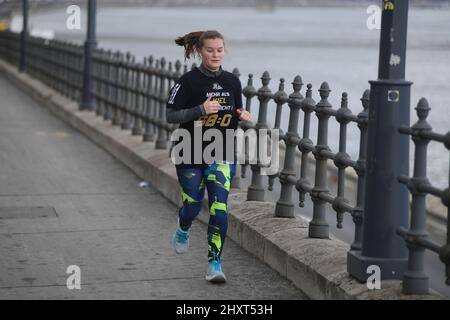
top-left (165, 77), bottom-right (206, 124)
top-left (166, 76), bottom-right (190, 111)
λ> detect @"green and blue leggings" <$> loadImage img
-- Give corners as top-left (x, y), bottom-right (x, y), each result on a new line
top-left (176, 162), bottom-right (236, 262)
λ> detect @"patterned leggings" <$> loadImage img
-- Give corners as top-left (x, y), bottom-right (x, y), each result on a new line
top-left (176, 162), bottom-right (236, 262)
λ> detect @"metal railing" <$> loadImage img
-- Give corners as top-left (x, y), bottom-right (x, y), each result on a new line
top-left (0, 30), bottom-right (20, 67)
top-left (239, 72), bottom-right (369, 253)
top-left (0, 30), bottom-right (448, 295)
top-left (397, 98), bottom-right (450, 294)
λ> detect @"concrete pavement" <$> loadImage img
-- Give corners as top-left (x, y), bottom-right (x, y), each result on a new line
top-left (0, 74), bottom-right (307, 299)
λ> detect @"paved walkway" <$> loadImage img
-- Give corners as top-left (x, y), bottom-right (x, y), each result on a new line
top-left (0, 75), bottom-right (307, 299)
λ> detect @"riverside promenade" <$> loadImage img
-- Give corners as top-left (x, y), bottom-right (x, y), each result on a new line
top-left (0, 73), bottom-right (307, 300)
top-left (0, 56), bottom-right (441, 300)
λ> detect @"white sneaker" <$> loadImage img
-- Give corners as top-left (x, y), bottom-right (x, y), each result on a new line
top-left (172, 224), bottom-right (190, 254)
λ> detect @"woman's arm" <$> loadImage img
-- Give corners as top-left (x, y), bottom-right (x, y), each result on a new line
top-left (166, 104), bottom-right (206, 124)
top-left (166, 76), bottom-right (207, 124)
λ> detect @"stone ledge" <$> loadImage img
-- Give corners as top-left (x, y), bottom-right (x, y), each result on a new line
top-left (0, 58), bottom-right (442, 300)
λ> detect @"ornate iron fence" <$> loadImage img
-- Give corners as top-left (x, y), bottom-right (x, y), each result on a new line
top-left (0, 30), bottom-right (448, 295)
top-left (397, 98), bottom-right (450, 294)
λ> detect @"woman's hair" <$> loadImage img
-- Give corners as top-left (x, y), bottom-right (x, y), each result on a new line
top-left (174, 30), bottom-right (225, 62)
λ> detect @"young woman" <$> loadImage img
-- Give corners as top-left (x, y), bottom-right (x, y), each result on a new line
top-left (166, 30), bottom-right (251, 283)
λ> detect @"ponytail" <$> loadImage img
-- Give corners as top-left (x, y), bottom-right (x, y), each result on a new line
top-left (175, 30), bottom-right (225, 62)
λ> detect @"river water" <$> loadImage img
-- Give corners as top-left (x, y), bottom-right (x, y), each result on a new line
top-left (14, 4), bottom-right (450, 188)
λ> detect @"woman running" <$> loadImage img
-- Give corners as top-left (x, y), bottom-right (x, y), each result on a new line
top-left (166, 30), bottom-right (251, 283)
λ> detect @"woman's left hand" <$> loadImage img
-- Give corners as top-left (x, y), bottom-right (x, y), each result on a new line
top-left (236, 108), bottom-right (251, 121)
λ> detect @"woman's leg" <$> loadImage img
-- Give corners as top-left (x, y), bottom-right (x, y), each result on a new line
top-left (204, 162), bottom-right (236, 262)
top-left (176, 166), bottom-right (205, 231)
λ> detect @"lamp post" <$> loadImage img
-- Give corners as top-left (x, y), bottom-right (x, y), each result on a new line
top-left (80, 0), bottom-right (97, 111)
top-left (19, 0), bottom-right (28, 73)
top-left (348, 0), bottom-right (412, 282)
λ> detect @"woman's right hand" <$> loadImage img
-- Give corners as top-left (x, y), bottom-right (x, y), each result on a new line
top-left (203, 96), bottom-right (220, 115)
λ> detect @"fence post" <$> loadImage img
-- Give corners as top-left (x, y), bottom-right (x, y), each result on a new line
top-left (296, 84), bottom-right (315, 208)
top-left (348, 89), bottom-right (369, 252)
top-left (308, 82), bottom-right (331, 238)
top-left (132, 63), bottom-right (143, 136)
top-left (247, 71), bottom-right (272, 201)
top-left (231, 67), bottom-right (242, 189)
top-left (348, 0), bottom-right (412, 281)
top-left (239, 74), bottom-right (257, 179)
top-left (275, 76), bottom-right (303, 217)
top-left (333, 92), bottom-right (351, 228)
top-left (111, 52), bottom-right (122, 126)
top-left (121, 53), bottom-right (133, 130)
top-left (268, 78), bottom-right (288, 191)
top-left (155, 57), bottom-right (168, 149)
top-left (103, 50), bottom-right (113, 121)
top-left (401, 98), bottom-right (431, 294)
top-left (143, 56), bottom-right (156, 142)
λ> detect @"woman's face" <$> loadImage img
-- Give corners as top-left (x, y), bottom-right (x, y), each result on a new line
top-left (198, 38), bottom-right (225, 71)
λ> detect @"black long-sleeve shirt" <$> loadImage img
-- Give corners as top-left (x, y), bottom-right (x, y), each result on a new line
top-left (166, 63), bottom-right (243, 167)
